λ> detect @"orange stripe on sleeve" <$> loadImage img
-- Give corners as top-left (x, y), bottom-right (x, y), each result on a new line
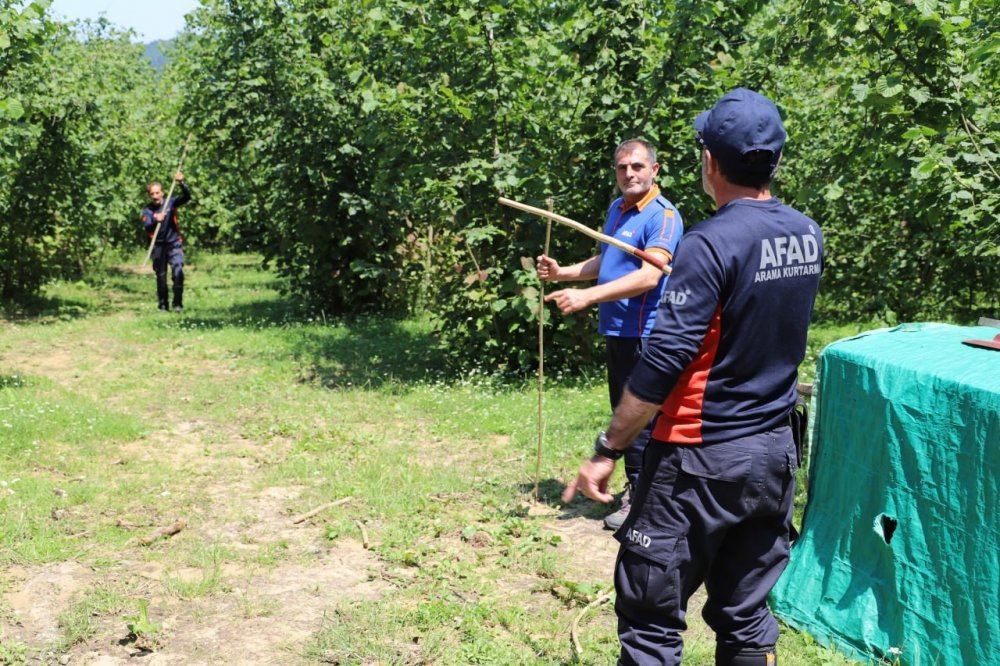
top-left (652, 306), bottom-right (722, 445)
top-left (657, 208), bottom-right (678, 242)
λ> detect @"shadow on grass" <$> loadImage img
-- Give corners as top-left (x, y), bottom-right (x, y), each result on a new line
top-left (157, 277), bottom-right (599, 390)
top-left (5, 254), bottom-right (603, 391)
top-left (164, 298), bottom-right (301, 330)
top-left (288, 317), bottom-right (448, 388)
top-left (523, 478), bottom-right (571, 506)
top-left (163, 303), bottom-right (447, 389)
top-left (519, 477), bottom-right (620, 524)
top-left (2, 264), bottom-right (151, 323)
top-left (0, 293), bottom-right (93, 323)
top-left (104, 265), bottom-right (166, 293)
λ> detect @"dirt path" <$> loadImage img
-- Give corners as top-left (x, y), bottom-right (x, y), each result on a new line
top-left (2, 415), bottom-right (393, 664)
top-left (1, 461), bottom-right (623, 665)
top-left (0, 338), bottom-right (407, 663)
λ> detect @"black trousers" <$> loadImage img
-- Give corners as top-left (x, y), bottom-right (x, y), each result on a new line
top-left (152, 244), bottom-right (184, 309)
top-left (613, 428), bottom-right (797, 665)
top-left (605, 335), bottom-right (652, 487)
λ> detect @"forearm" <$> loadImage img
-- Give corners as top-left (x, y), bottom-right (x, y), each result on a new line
top-left (175, 181), bottom-right (191, 206)
top-left (605, 386), bottom-right (661, 451)
top-left (575, 261), bottom-right (663, 305)
top-left (552, 255), bottom-right (601, 281)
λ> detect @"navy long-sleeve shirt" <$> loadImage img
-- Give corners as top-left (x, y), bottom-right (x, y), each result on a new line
top-left (142, 181), bottom-right (191, 246)
top-left (628, 197), bottom-right (823, 445)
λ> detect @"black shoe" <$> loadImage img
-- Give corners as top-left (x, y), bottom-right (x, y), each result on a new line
top-left (604, 484), bottom-right (632, 530)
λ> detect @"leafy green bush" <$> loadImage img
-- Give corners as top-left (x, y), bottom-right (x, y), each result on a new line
top-left (4, 0), bottom-right (995, 370)
top-left (741, 0), bottom-right (999, 322)
top-left (0, 9), bottom-right (163, 299)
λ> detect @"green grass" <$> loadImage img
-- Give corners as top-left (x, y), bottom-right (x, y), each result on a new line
top-left (0, 251), bottom-right (868, 665)
top-left (57, 583), bottom-right (132, 651)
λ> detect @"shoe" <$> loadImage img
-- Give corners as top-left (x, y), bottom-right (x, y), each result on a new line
top-left (173, 305), bottom-right (183, 313)
top-left (603, 484), bottom-right (631, 530)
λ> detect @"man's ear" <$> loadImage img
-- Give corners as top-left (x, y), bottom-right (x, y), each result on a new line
top-left (703, 149), bottom-right (720, 175)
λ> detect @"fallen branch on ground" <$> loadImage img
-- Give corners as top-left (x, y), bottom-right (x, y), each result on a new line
top-left (139, 519), bottom-right (186, 546)
top-left (290, 496), bottom-right (354, 524)
top-left (571, 590), bottom-right (613, 658)
top-left (356, 520), bottom-right (370, 549)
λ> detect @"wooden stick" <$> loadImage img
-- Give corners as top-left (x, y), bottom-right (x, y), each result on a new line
top-left (138, 519), bottom-right (186, 546)
top-left (535, 200), bottom-right (554, 503)
top-left (290, 496), bottom-right (354, 524)
top-left (498, 197), bottom-right (671, 275)
top-left (571, 590), bottom-right (613, 658)
top-left (142, 134), bottom-right (193, 268)
top-left (356, 520), bottom-right (370, 549)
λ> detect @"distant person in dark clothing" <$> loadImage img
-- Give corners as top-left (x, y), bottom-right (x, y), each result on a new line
top-left (142, 171), bottom-right (190, 312)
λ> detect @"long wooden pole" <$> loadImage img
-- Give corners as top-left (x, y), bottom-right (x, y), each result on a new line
top-left (498, 197), bottom-right (671, 275)
top-left (534, 200), bottom-right (554, 502)
top-left (142, 134), bottom-right (193, 268)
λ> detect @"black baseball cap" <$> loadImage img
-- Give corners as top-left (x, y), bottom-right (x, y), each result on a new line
top-left (694, 88), bottom-right (786, 179)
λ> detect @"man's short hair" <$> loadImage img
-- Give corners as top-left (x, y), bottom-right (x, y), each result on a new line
top-left (694, 88), bottom-right (785, 189)
top-left (715, 149), bottom-right (780, 189)
top-left (146, 181), bottom-right (162, 192)
top-left (614, 138), bottom-right (657, 166)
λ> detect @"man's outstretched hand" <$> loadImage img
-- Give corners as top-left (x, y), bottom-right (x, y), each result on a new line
top-left (545, 288), bottom-right (592, 315)
top-left (562, 455), bottom-right (617, 504)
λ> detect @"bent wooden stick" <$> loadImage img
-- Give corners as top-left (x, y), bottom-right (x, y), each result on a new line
top-left (142, 134), bottom-right (193, 268)
top-left (290, 496), bottom-right (354, 524)
top-left (498, 197), bottom-right (671, 275)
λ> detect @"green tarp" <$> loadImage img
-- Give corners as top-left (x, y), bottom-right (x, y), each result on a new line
top-left (770, 323), bottom-right (1000, 665)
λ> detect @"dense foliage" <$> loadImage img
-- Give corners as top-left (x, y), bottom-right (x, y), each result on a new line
top-left (746, 0), bottom-right (999, 324)
top-left (0, 1), bottom-right (168, 298)
top-left (2, 0), bottom-right (997, 373)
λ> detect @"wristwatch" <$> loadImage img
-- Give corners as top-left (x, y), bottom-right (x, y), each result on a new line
top-left (593, 431), bottom-right (624, 460)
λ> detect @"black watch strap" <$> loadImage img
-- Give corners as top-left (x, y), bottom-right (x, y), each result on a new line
top-left (593, 431), bottom-right (624, 460)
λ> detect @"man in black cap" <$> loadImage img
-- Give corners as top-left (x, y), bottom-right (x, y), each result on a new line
top-left (563, 88), bottom-right (824, 665)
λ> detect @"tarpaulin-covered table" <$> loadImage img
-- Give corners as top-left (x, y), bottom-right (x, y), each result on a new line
top-left (770, 323), bottom-right (1000, 665)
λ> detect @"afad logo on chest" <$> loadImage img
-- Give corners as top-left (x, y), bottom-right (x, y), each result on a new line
top-left (755, 229), bottom-right (821, 283)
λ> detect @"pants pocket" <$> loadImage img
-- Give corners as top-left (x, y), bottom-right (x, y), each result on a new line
top-left (615, 537), bottom-right (681, 613)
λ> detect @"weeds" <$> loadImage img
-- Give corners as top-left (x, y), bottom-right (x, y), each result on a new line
top-left (122, 599), bottom-right (161, 651)
top-left (0, 640), bottom-right (28, 665)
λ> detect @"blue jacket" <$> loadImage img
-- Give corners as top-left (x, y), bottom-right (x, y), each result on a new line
top-left (628, 197), bottom-right (823, 444)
